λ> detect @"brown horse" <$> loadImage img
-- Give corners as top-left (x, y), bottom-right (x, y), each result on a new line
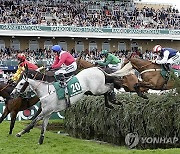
top-left (0, 81), bottom-right (41, 134)
top-left (129, 57), bottom-right (174, 91)
top-left (76, 57), bottom-right (148, 98)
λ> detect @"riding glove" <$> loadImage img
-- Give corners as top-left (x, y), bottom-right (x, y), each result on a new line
top-left (95, 62), bottom-right (99, 66)
top-left (46, 66), bottom-right (52, 71)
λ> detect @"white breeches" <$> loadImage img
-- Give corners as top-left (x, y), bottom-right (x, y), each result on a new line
top-left (108, 63), bottom-right (122, 71)
top-left (167, 52), bottom-right (180, 65)
top-left (55, 62), bottom-right (77, 75)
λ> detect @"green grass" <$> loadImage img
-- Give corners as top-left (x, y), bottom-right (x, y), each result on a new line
top-left (0, 120), bottom-right (179, 154)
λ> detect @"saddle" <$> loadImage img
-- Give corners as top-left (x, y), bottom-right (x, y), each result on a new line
top-left (46, 70), bottom-right (75, 85)
top-left (161, 64), bottom-right (180, 79)
top-left (52, 73), bottom-right (81, 108)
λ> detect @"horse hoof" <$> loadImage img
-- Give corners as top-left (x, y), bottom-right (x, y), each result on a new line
top-left (105, 105), bottom-right (114, 109)
top-left (115, 101), bottom-right (123, 106)
top-left (142, 95), bottom-right (148, 99)
top-left (38, 142), bottom-right (43, 145)
top-left (38, 136), bottom-right (44, 145)
top-left (16, 133), bottom-right (21, 137)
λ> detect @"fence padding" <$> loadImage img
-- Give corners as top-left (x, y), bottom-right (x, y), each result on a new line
top-left (64, 93), bottom-right (180, 149)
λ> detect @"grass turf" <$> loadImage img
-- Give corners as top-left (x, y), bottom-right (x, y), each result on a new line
top-left (0, 120), bottom-right (179, 154)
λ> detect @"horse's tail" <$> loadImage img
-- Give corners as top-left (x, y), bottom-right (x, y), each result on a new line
top-left (111, 62), bottom-right (134, 77)
top-left (100, 62), bottom-right (134, 77)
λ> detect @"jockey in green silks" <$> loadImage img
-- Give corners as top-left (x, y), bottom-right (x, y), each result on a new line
top-left (96, 50), bottom-right (121, 71)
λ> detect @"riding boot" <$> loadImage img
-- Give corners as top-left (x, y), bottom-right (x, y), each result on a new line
top-left (55, 73), bottom-right (65, 88)
top-left (162, 64), bottom-right (170, 89)
top-left (56, 74), bottom-right (70, 107)
top-left (163, 64), bottom-right (170, 75)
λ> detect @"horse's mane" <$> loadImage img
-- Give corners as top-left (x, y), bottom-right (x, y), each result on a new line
top-left (24, 69), bottom-right (56, 82)
top-left (130, 57), bottom-right (160, 70)
top-left (76, 58), bottom-right (94, 69)
top-left (131, 57), bottom-right (152, 64)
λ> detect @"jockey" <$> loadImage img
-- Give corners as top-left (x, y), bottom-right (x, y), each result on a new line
top-left (47, 45), bottom-right (77, 78)
top-left (152, 45), bottom-right (180, 72)
top-left (96, 50), bottom-right (121, 71)
top-left (11, 53), bottom-right (38, 82)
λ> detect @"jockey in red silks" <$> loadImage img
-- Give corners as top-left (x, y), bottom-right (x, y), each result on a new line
top-left (47, 45), bottom-right (77, 77)
top-left (11, 53), bottom-right (38, 82)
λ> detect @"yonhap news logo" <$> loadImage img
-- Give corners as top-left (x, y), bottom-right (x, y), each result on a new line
top-left (125, 132), bottom-right (139, 148)
top-left (125, 132), bottom-right (179, 148)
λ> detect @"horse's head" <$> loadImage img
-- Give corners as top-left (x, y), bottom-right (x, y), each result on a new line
top-left (11, 76), bottom-right (30, 97)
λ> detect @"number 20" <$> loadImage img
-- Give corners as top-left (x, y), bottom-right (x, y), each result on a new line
top-left (71, 83), bottom-right (81, 93)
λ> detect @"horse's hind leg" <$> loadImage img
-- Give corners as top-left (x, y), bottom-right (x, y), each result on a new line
top-left (16, 113), bottom-right (43, 137)
top-left (39, 115), bottom-right (51, 144)
top-left (107, 90), bottom-right (119, 105)
top-left (104, 93), bottom-right (114, 109)
top-left (9, 111), bottom-right (18, 135)
top-left (0, 107), bottom-right (10, 123)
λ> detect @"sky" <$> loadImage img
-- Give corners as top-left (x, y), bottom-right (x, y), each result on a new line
top-left (140, 0), bottom-right (180, 11)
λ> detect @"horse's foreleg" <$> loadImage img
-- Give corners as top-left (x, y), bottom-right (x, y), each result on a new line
top-left (16, 113), bottom-right (43, 137)
top-left (104, 93), bottom-right (114, 109)
top-left (134, 83), bottom-right (148, 99)
top-left (134, 81), bottom-right (157, 99)
top-left (39, 115), bottom-right (51, 145)
top-left (137, 81), bottom-right (157, 89)
top-left (9, 111), bottom-right (18, 135)
top-left (0, 107), bottom-right (10, 123)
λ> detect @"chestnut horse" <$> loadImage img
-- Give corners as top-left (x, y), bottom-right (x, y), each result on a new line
top-left (76, 57), bottom-right (148, 98)
top-left (129, 57), bottom-right (175, 92)
top-left (0, 81), bottom-right (41, 134)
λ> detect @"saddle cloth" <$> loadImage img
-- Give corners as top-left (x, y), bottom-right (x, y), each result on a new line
top-left (52, 76), bottom-right (82, 100)
top-left (172, 65), bottom-right (180, 70)
top-left (161, 65), bottom-right (180, 79)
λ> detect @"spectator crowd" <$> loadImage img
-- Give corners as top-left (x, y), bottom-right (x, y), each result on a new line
top-left (0, 0), bottom-right (179, 29)
top-left (0, 45), bottom-right (157, 63)
top-left (0, 0), bottom-right (177, 80)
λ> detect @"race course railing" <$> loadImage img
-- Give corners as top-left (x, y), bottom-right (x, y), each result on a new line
top-left (0, 24), bottom-right (180, 40)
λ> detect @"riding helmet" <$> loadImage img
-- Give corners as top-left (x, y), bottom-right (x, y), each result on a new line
top-left (101, 50), bottom-right (109, 55)
top-left (153, 45), bottom-right (162, 52)
top-left (52, 45), bottom-right (62, 53)
top-left (17, 53), bottom-right (26, 61)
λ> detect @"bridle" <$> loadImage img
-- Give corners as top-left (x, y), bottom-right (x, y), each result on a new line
top-left (0, 83), bottom-right (11, 92)
top-left (12, 70), bottom-right (46, 97)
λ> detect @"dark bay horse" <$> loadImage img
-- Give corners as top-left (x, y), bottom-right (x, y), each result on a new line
top-left (129, 57), bottom-right (175, 91)
top-left (0, 81), bottom-right (41, 135)
top-left (0, 67), bottom-right (69, 135)
top-left (76, 57), bottom-right (148, 98)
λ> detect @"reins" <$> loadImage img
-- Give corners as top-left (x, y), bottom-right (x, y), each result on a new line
top-left (139, 62), bottom-right (153, 70)
top-left (32, 71), bottom-right (46, 91)
top-left (0, 84), bottom-right (10, 92)
top-left (131, 60), bottom-right (161, 75)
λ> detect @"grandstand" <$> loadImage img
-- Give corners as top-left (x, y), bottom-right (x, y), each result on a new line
top-left (0, 0), bottom-right (179, 73)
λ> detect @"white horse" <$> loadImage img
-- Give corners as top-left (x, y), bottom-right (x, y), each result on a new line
top-left (12, 67), bottom-right (128, 144)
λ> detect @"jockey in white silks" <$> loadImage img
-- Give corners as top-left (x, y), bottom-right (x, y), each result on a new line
top-left (152, 45), bottom-right (180, 72)
top-left (46, 45), bottom-right (77, 77)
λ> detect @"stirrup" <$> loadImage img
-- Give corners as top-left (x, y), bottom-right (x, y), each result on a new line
top-left (55, 73), bottom-right (65, 81)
